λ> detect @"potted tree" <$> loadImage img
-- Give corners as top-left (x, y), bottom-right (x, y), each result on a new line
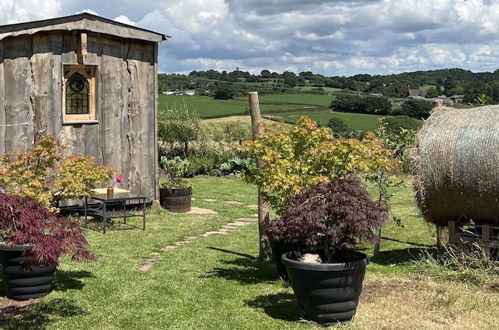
top-left (159, 156), bottom-right (192, 213)
top-left (0, 193), bottom-right (95, 301)
top-left (267, 176), bottom-right (388, 326)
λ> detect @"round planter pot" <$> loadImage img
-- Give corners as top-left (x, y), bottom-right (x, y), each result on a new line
top-left (0, 245), bottom-right (56, 301)
top-left (282, 251), bottom-right (368, 326)
top-left (159, 187), bottom-right (192, 213)
top-left (269, 239), bottom-right (302, 280)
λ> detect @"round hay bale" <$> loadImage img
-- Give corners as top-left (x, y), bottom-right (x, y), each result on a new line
top-left (413, 105), bottom-right (499, 226)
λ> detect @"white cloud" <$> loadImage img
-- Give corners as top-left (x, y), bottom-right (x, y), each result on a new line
top-left (113, 15), bottom-right (136, 26)
top-left (4, 0), bottom-right (499, 75)
top-left (0, 0), bottom-right (61, 24)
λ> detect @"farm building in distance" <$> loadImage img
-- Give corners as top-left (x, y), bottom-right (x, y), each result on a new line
top-left (0, 13), bottom-right (167, 201)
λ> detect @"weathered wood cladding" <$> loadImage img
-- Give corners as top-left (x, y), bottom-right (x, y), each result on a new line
top-left (0, 31), bottom-right (158, 201)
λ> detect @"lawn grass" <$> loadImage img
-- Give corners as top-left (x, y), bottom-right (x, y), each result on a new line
top-left (270, 110), bottom-right (387, 131)
top-left (4, 177), bottom-right (497, 329)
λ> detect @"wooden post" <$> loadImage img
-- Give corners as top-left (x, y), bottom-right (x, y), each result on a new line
top-left (248, 92), bottom-right (272, 260)
top-left (436, 224), bottom-right (449, 248)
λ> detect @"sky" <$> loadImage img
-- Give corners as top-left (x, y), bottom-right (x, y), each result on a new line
top-left (1, 0), bottom-right (499, 76)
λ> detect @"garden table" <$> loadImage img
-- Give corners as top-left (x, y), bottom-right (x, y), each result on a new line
top-left (84, 193), bottom-right (146, 234)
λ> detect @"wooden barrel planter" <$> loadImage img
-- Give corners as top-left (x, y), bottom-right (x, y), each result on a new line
top-left (160, 187), bottom-right (192, 213)
top-left (0, 245), bottom-right (56, 300)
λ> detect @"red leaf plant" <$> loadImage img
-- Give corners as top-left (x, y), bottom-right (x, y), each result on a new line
top-left (0, 193), bottom-right (96, 267)
top-left (266, 176), bottom-right (388, 263)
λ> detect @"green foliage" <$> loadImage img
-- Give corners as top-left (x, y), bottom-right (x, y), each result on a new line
top-left (474, 93), bottom-right (489, 106)
top-left (186, 155), bottom-right (216, 176)
top-left (160, 156), bottom-right (191, 189)
top-left (379, 115), bottom-right (421, 136)
top-left (326, 117), bottom-right (350, 138)
top-left (401, 99), bottom-right (433, 119)
top-left (218, 157), bottom-right (255, 175)
top-left (331, 94), bottom-right (392, 115)
top-left (0, 136), bottom-right (114, 210)
top-left (238, 116), bottom-right (396, 214)
top-left (158, 104), bottom-right (201, 146)
top-left (214, 84), bottom-right (235, 100)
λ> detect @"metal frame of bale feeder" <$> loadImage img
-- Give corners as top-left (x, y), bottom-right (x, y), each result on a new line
top-left (0, 13), bottom-right (168, 203)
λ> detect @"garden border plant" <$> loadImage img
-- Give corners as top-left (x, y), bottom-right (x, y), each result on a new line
top-left (159, 156), bottom-right (193, 213)
top-left (0, 193), bottom-right (95, 300)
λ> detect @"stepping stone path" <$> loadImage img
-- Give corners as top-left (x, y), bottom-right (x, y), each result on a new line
top-left (139, 213), bottom-right (258, 272)
top-left (186, 207), bottom-right (218, 215)
top-left (246, 204), bottom-right (258, 210)
top-left (225, 200), bottom-right (243, 205)
top-left (203, 198), bottom-right (217, 202)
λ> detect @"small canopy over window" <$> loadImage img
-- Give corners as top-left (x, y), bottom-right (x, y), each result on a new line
top-left (66, 73), bottom-right (89, 115)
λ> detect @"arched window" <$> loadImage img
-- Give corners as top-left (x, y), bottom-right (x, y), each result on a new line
top-left (62, 65), bottom-right (96, 123)
top-left (66, 73), bottom-right (89, 114)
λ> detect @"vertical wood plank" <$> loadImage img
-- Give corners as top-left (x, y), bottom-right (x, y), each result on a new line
top-left (3, 36), bottom-right (34, 152)
top-left (0, 41), bottom-right (5, 154)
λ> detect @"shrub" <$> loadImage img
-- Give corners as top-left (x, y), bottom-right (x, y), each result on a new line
top-left (186, 155), bottom-right (216, 176)
top-left (401, 99), bottom-right (433, 119)
top-left (219, 157), bottom-right (255, 175)
top-left (158, 104), bottom-right (201, 157)
top-left (326, 118), bottom-right (350, 138)
top-left (266, 177), bottom-right (388, 262)
top-left (160, 157), bottom-right (190, 189)
top-left (238, 116), bottom-right (396, 214)
top-left (331, 94), bottom-right (391, 115)
top-left (379, 115), bottom-right (421, 135)
top-left (0, 193), bottom-right (95, 266)
top-left (0, 136), bottom-right (114, 210)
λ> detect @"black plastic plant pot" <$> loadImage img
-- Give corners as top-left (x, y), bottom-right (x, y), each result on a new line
top-left (269, 239), bottom-right (302, 280)
top-left (282, 251), bottom-right (368, 326)
top-left (159, 187), bottom-right (192, 213)
top-left (0, 245), bottom-right (56, 301)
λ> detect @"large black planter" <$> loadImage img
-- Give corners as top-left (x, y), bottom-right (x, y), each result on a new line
top-left (0, 245), bottom-right (56, 300)
top-left (282, 251), bottom-right (368, 326)
top-left (269, 239), bottom-right (302, 280)
top-left (159, 187), bottom-right (192, 213)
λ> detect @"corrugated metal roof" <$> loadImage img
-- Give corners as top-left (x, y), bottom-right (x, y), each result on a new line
top-left (0, 12), bottom-right (168, 42)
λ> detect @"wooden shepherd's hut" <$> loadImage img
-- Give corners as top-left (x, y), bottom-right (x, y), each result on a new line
top-left (0, 13), bottom-right (167, 201)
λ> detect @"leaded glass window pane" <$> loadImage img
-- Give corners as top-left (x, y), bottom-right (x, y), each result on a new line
top-left (66, 73), bottom-right (89, 114)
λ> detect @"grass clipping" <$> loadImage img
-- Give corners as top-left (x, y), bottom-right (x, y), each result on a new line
top-left (413, 105), bottom-right (499, 226)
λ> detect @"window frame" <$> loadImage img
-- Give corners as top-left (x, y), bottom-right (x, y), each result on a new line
top-left (62, 65), bottom-right (97, 123)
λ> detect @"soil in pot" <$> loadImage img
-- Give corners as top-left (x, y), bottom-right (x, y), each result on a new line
top-left (282, 250), bottom-right (368, 326)
top-left (160, 187), bottom-right (192, 213)
top-left (0, 245), bottom-right (56, 301)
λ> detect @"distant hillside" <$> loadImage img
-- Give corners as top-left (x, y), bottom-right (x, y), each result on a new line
top-left (159, 68), bottom-right (499, 105)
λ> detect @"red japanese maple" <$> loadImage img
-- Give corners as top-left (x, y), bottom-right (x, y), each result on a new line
top-left (0, 193), bottom-right (95, 266)
top-left (267, 176), bottom-right (388, 262)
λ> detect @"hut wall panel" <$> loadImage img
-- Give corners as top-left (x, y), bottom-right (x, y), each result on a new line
top-left (126, 41), bottom-right (156, 199)
top-left (3, 36), bottom-right (34, 152)
top-left (0, 41), bottom-right (5, 154)
top-left (100, 37), bottom-right (131, 191)
top-left (50, 34), bottom-right (63, 138)
top-left (31, 34), bottom-right (53, 142)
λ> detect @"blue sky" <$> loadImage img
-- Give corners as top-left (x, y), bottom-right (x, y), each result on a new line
top-left (2, 0), bottom-right (499, 76)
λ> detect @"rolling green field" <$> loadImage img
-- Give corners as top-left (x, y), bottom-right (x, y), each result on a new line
top-left (267, 110), bottom-right (387, 131)
top-left (159, 93), bottom-right (419, 132)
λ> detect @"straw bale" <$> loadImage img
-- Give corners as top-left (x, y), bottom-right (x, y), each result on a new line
top-left (413, 105), bottom-right (499, 226)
